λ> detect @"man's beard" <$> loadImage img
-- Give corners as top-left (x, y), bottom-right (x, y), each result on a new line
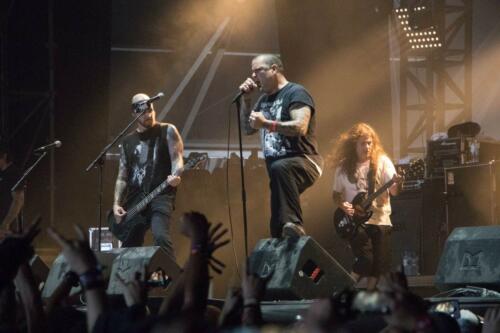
top-left (140, 118), bottom-right (153, 128)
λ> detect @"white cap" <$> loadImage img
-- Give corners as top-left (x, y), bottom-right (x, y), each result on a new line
top-left (131, 93), bottom-right (150, 105)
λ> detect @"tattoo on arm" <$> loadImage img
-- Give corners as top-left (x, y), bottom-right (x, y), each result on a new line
top-left (167, 124), bottom-right (184, 176)
top-left (275, 105), bottom-right (311, 136)
top-left (332, 191), bottom-right (343, 209)
top-left (241, 99), bottom-right (258, 135)
top-left (114, 159), bottom-right (128, 205)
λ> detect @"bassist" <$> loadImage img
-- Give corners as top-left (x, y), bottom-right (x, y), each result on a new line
top-left (113, 93), bottom-right (183, 262)
top-left (330, 123), bottom-right (401, 290)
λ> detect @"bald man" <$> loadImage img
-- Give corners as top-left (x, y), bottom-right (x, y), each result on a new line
top-left (238, 54), bottom-right (323, 238)
top-left (112, 93), bottom-right (184, 261)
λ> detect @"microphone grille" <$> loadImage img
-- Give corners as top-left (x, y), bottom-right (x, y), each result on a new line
top-left (55, 140), bottom-right (62, 148)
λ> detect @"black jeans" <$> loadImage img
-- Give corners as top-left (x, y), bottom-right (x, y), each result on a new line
top-left (266, 155), bottom-right (321, 238)
top-left (349, 224), bottom-right (392, 277)
top-left (121, 193), bottom-right (176, 263)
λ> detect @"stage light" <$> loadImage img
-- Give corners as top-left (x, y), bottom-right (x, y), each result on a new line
top-left (394, 2), bottom-right (442, 51)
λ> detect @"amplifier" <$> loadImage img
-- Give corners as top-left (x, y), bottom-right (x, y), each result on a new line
top-left (444, 161), bottom-right (499, 229)
top-left (426, 138), bottom-right (463, 178)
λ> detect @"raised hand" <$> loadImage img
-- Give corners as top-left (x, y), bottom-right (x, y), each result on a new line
top-left (180, 211), bottom-right (210, 246)
top-left (115, 265), bottom-right (148, 307)
top-left (47, 225), bottom-right (98, 275)
top-left (0, 216), bottom-right (41, 284)
top-left (180, 212), bottom-right (230, 275)
top-left (207, 222), bottom-right (230, 275)
top-left (242, 259), bottom-right (270, 303)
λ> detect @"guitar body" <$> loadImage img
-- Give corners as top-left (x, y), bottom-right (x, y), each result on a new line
top-left (333, 191), bottom-right (373, 239)
top-left (107, 193), bottom-right (148, 242)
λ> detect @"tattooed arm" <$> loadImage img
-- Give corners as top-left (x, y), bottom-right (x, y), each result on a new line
top-left (249, 103), bottom-right (311, 137)
top-left (276, 104), bottom-right (311, 136)
top-left (167, 124), bottom-right (184, 187)
top-left (113, 149), bottom-right (128, 220)
top-left (241, 99), bottom-right (259, 135)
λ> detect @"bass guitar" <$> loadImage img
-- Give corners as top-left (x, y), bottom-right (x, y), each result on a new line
top-left (107, 154), bottom-right (206, 242)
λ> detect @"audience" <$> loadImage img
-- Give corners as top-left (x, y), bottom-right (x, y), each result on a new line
top-left (1, 212), bottom-right (499, 333)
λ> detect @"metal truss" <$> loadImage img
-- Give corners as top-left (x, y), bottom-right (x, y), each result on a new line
top-left (0, 0), bottom-right (57, 225)
top-left (397, 0), bottom-right (472, 156)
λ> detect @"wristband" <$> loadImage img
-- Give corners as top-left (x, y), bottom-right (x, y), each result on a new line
top-left (79, 267), bottom-right (104, 291)
top-left (270, 121), bottom-right (278, 132)
top-left (191, 243), bottom-right (207, 255)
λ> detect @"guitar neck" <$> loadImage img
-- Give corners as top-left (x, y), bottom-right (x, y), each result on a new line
top-left (127, 181), bottom-right (169, 219)
top-left (125, 159), bottom-right (202, 219)
top-left (361, 179), bottom-right (395, 209)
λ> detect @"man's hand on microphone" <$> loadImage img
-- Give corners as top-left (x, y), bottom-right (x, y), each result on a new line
top-left (239, 78), bottom-right (258, 95)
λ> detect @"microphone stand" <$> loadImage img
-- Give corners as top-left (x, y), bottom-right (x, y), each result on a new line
top-left (11, 151), bottom-right (48, 233)
top-left (234, 98), bottom-right (249, 258)
top-left (85, 109), bottom-right (147, 252)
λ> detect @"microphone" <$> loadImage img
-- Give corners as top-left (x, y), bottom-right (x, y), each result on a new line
top-left (231, 90), bottom-right (245, 104)
top-left (34, 140), bottom-right (62, 153)
top-left (144, 92), bottom-right (164, 104)
top-left (133, 92), bottom-right (164, 113)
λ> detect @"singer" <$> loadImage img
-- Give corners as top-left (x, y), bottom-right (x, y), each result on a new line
top-left (112, 93), bottom-right (184, 262)
top-left (238, 54), bottom-right (323, 238)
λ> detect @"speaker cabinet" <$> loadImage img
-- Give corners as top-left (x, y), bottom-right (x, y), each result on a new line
top-left (249, 236), bottom-right (354, 300)
top-left (435, 226), bottom-right (500, 291)
top-left (445, 162), bottom-right (499, 228)
top-left (107, 246), bottom-right (181, 297)
top-left (42, 249), bottom-right (122, 299)
top-left (390, 191), bottom-right (423, 273)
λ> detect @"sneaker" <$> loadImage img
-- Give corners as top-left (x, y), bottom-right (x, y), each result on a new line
top-left (282, 222), bottom-right (306, 238)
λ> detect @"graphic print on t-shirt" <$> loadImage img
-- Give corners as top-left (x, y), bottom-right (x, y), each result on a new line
top-left (131, 143), bottom-right (149, 187)
top-left (261, 98), bottom-right (287, 158)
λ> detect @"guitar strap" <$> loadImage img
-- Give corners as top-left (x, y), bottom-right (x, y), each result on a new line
top-left (367, 162), bottom-right (375, 196)
top-left (142, 128), bottom-right (158, 194)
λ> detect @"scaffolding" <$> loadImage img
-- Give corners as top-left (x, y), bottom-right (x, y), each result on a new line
top-left (397, 0), bottom-right (472, 156)
top-left (0, 0), bottom-right (57, 226)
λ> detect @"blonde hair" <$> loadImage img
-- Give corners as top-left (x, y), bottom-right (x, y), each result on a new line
top-left (329, 123), bottom-right (387, 184)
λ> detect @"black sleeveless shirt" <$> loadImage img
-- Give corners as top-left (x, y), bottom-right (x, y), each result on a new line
top-left (120, 123), bottom-right (173, 197)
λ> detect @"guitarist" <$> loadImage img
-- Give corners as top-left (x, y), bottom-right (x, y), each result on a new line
top-left (113, 93), bottom-right (184, 262)
top-left (331, 123), bottom-right (402, 290)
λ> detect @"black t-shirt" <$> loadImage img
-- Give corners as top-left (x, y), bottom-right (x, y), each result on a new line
top-left (0, 163), bottom-right (22, 224)
top-left (120, 123), bottom-right (173, 196)
top-left (254, 82), bottom-right (321, 163)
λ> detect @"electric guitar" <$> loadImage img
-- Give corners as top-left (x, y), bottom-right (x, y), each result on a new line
top-left (107, 154), bottom-right (206, 242)
top-left (333, 170), bottom-right (405, 239)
